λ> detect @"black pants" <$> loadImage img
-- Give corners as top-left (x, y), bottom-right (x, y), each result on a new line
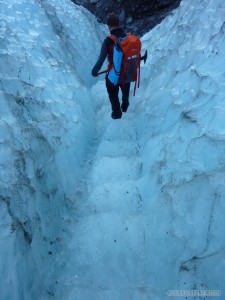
top-left (106, 78), bottom-right (130, 117)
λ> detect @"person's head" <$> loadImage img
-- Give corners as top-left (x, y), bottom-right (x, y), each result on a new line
top-left (106, 13), bottom-right (120, 30)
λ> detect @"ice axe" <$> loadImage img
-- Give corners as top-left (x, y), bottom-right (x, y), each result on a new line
top-left (141, 50), bottom-right (148, 64)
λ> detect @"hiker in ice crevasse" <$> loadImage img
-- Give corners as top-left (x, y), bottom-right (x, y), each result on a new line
top-left (91, 13), bottom-right (142, 120)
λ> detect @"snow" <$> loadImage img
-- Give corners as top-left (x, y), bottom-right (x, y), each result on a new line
top-left (0, 0), bottom-right (225, 299)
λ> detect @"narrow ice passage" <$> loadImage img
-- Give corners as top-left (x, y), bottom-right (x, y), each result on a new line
top-left (53, 0), bottom-right (225, 298)
top-left (1, 0), bottom-right (225, 299)
top-left (60, 81), bottom-right (151, 299)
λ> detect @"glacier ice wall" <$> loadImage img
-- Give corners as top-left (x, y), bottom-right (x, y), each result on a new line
top-left (0, 0), bottom-right (105, 299)
top-left (136, 0), bottom-right (225, 296)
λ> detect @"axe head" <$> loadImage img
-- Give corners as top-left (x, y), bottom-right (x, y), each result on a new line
top-left (142, 50), bottom-right (148, 64)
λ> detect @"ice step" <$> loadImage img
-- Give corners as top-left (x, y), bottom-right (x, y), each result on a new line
top-left (95, 139), bottom-right (139, 158)
top-left (67, 212), bottom-right (149, 288)
top-left (90, 156), bottom-right (142, 185)
top-left (90, 181), bottom-right (143, 213)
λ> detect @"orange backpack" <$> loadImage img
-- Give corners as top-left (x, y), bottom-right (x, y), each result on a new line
top-left (108, 33), bottom-right (142, 96)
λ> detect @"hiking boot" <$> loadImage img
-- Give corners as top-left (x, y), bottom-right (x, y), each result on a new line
top-left (111, 112), bottom-right (122, 119)
top-left (121, 102), bottom-right (129, 112)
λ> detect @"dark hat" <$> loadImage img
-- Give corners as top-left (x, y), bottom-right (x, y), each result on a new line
top-left (106, 13), bottom-right (120, 27)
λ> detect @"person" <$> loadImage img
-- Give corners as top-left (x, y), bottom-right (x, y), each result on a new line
top-left (91, 13), bottom-right (130, 119)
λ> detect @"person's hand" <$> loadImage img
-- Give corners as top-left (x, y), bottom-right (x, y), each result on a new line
top-left (92, 70), bottom-right (98, 77)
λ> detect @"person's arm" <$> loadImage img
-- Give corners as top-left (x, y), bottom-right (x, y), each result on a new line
top-left (92, 39), bottom-right (108, 76)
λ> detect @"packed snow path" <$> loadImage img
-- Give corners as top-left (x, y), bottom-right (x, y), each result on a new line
top-left (61, 83), bottom-right (152, 299)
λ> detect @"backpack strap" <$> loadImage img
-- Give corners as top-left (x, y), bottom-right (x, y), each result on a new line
top-left (108, 35), bottom-right (118, 43)
top-left (106, 35), bottom-right (118, 73)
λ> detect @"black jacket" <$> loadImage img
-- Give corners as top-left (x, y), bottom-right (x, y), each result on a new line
top-left (92, 28), bottom-right (126, 76)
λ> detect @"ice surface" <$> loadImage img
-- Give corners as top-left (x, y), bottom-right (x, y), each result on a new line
top-left (0, 0), bottom-right (105, 299)
top-left (0, 0), bottom-right (225, 299)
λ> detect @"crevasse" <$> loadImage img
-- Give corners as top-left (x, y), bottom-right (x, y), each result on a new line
top-left (0, 0), bottom-right (225, 299)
